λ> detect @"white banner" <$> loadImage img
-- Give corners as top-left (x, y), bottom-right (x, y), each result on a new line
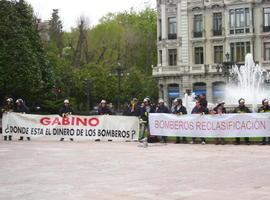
top-left (149, 113), bottom-right (270, 138)
top-left (2, 113), bottom-right (139, 141)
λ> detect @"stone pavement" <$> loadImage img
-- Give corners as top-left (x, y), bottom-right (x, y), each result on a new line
top-left (0, 141), bottom-right (270, 200)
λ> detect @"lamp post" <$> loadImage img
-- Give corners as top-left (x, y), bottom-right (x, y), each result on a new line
top-left (216, 52), bottom-right (234, 83)
top-left (110, 63), bottom-right (129, 113)
top-left (83, 78), bottom-right (92, 112)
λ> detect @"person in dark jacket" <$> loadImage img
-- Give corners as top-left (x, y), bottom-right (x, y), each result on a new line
top-left (15, 99), bottom-right (30, 141)
top-left (156, 99), bottom-right (170, 143)
top-left (97, 100), bottom-right (112, 142)
top-left (59, 99), bottom-right (74, 141)
top-left (233, 98), bottom-right (251, 145)
top-left (98, 100), bottom-right (112, 115)
top-left (140, 98), bottom-right (155, 140)
top-left (127, 98), bottom-right (141, 117)
top-left (212, 101), bottom-right (226, 145)
top-left (199, 93), bottom-right (208, 108)
top-left (2, 98), bottom-right (14, 141)
top-left (173, 98), bottom-right (187, 144)
top-left (191, 100), bottom-right (208, 144)
top-left (258, 99), bottom-right (270, 145)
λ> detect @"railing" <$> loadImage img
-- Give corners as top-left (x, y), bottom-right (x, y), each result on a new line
top-left (168, 33), bottom-right (177, 40)
top-left (263, 26), bottom-right (270, 32)
top-left (152, 65), bottom-right (223, 76)
top-left (213, 29), bottom-right (222, 36)
top-left (193, 31), bottom-right (203, 38)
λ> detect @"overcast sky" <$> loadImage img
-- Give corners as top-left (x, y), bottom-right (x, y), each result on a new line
top-left (26, 0), bottom-right (156, 31)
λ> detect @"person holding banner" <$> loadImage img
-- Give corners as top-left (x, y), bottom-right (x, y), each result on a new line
top-left (15, 99), bottom-right (30, 141)
top-left (258, 99), bottom-right (270, 145)
top-left (156, 99), bottom-right (170, 143)
top-left (234, 98), bottom-right (251, 145)
top-left (98, 100), bottom-right (112, 115)
top-left (2, 98), bottom-right (14, 141)
top-left (97, 100), bottom-right (112, 142)
top-left (173, 98), bottom-right (187, 144)
top-left (59, 99), bottom-right (74, 142)
top-left (212, 101), bottom-right (226, 145)
top-left (191, 100), bottom-right (208, 145)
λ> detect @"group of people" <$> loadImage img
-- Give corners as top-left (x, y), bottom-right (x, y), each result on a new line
top-left (2, 93), bottom-right (270, 145)
top-left (120, 94), bottom-right (270, 145)
top-left (1, 98), bottom-right (29, 141)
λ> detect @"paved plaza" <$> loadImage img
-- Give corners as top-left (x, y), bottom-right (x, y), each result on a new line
top-left (1, 141), bottom-right (270, 200)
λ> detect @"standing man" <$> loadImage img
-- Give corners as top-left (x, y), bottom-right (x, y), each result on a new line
top-left (98, 100), bottom-right (112, 115)
top-left (183, 89), bottom-right (196, 114)
top-left (199, 93), bottom-right (208, 108)
top-left (258, 99), bottom-right (270, 145)
top-left (233, 98), bottom-right (251, 145)
top-left (173, 98), bottom-right (187, 144)
top-left (140, 98), bottom-right (155, 140)
top-left (97, 100), bottom-right (112, 142)
top-left (191, 100), bottom-right (208, 145)
top-left (2, 98), bottom-right (14, 141)
top-left (15, 99), bottom-right (30, 141)
top-left (212, 101), bottom-right (226, 145)
top-left (59, 99), bottom-right (73, 141)
top-left (156, 99), bottom-right (170, 143)
top-left (127, 98), bottom-right (141, 117)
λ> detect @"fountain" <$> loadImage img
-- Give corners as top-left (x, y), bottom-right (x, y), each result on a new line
top-left (225, 53), bottom-right (270, 112)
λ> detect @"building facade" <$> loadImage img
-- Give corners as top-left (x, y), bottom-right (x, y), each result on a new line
top-left (153, 0), bottom-right (270, 104)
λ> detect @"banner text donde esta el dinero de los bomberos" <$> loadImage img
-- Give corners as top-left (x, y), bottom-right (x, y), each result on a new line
top-left (149, 113), bottom-right (270, 138)
top-left (2, 113), bottom-right (139, 141)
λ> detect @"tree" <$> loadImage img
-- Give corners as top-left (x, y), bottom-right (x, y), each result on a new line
top-left (48, 9), bottom-right (63, 52)
top-left (72, 17), bottom-right (90, 68)
top-left (0, 0), bottom-right (53, 104)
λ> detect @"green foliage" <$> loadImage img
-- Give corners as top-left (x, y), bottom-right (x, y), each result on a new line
top-left (48, 9), bottom-right (63, 51)
top-left (0, 2), bottom-right (157, 112)
top-left (0, 0), bottom-right (53, 104)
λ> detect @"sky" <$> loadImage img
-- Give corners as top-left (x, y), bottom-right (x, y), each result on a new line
top-left (26, 0), bottom-right (156, 31)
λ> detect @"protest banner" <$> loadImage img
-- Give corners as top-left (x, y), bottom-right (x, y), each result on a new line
top-left (149, 113), bottom-right (270, 137)
top-left (2, 113), bottom-right (139, 141)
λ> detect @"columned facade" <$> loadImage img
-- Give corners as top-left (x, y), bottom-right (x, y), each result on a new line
top-left (153, 0), bottom-right (270, 105)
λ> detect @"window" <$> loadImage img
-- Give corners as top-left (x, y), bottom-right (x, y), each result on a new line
top-left (264, 42), bottom-right (270, 60)
top-left (159, 19), bottom-right (162, 40)
top-left (229, 8), bottom-right (250, 34)
top-left (168, 49), bottom-right (177, 66)
top-left (213, 13), bottom-right (222, 36)
top-left (263, 8), bottom-right (270, 32)
top-left (194, 47), bottom-right (204, 64)
top-left (230, 42), bottom-right (251, 62)
top-left (230, 10), bottom-right (235, 28)
top-left (168, 17), bottom-right (177, 39)
top-left (159, 50), bottom-right (162, 64)
top-left (194, 14), bottom-right (203, 37)
top-left (214, 46), bottom-right (223, 63)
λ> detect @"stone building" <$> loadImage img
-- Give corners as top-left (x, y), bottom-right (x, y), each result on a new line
top-left (37, 19), bottom-right (50, 44)
top-left (153, 0), bottom-right (270, 104)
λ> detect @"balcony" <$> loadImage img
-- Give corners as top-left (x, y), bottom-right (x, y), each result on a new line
top-left (193, 31), bottom-right (202, 38)
top-left (168, 33), bottom-right (177, 40)
top-left (152, 66), bottom-right (187, 77)
top-left (263, 26), bottom-right (270, 32)
top-left (213, 29), bottom-right (222, 36)
top-left (152, 65), bottom-right (221, 77)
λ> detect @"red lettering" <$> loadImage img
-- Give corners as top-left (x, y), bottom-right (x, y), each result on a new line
top-left (76, 118), bottom-right (87, 126)
top-left (62, 117), bottom-right (70, 125)
top-left (40, 117), bottom-right (50, 125)
top-left (52, 117), bottom-right (61, 125)
top-left (88, 118), bottom-right (99, 126)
